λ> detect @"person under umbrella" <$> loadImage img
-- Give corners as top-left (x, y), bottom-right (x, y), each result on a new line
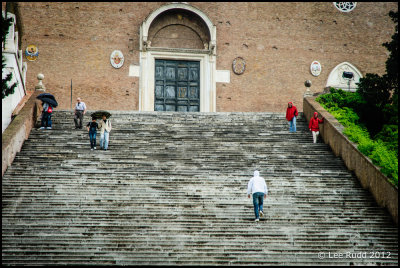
top-left (37, 93), bottom-right (57, 130)
top-left (39, 101), bottom-right (54, 130)
top-left (86, 116), bottom-right (99, 150)
top-left (37, 93), bottom-right (58, 108)
top-left (96, 112), bottom-right (112, 151)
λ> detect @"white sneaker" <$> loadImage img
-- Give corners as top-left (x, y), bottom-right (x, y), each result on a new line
top-left (255, 219), bottom-right (259, 222)
top-left (260, 211), bottom-right (264, 217)
top-left (39, 127), bottom-right (45, 130)
top-left (46, 127), bottom-right (52, 130)
top-left (94, 147), bottom-right (96, 150)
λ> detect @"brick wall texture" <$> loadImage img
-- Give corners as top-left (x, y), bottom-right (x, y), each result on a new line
top-left (10, 2), bottom-right (398, 112)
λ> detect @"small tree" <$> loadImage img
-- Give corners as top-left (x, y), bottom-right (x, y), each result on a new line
top-left (382, 11), bottom-right (398, 127)
top-left (356, 11), bottom-right (398, 136)
top-left (2, 12), bottom-right (18, 99)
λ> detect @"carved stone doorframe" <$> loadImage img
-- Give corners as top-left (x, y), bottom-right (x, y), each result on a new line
top-left (139, 3), bottom-right (217, 112)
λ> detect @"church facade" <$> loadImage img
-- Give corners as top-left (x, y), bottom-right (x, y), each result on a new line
top-left (9, 2), bottom-right (398, 112)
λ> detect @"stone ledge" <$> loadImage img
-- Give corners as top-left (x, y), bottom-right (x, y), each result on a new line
top-left (2, 91), bottom-right (42, 176)
top-left (303, 96), bottom-right (398, 225)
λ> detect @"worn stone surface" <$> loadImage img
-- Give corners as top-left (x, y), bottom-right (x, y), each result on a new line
top-left (2, 110), bottom-right (398, 265)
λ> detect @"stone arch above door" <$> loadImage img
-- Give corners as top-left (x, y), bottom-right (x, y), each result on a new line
top-left (139, 3), bottom-right (217, 112)
top-left (148, 9), bottom-right (211, 50)
top-left (326, 62), bottom-right (363, 92)
top-left (140, 3), bottom-right (216, 54)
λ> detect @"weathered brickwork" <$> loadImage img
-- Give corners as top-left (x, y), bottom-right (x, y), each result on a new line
top-left (10, 2), bottom-right (398, 112)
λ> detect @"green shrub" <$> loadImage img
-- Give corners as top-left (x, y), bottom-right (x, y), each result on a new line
top-left (375, 124), bottom-right (398, 156)
top-left (357, 138), bottom-right (376, 156)
top-left (369, 142), bottom-right (398, 186)
top-left (316, 92), bottom-right (398, 187)
top-left (343, 124), bottom-right (369, 144)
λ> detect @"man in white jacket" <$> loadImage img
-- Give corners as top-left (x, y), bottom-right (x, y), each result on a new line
top-left (247, 170), bottom-right (268, 222)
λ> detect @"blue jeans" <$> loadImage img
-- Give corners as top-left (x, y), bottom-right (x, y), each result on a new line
top-left (100, 131), bottom-right (109, 150)
top-left (41, 112), bottom-right (52, 128)
top-left (252, 192), bottom-right (264, 219)
top-left (289, 116), bottom-right (296, 132)
top-left (89, 131), bottom-right (97, 148)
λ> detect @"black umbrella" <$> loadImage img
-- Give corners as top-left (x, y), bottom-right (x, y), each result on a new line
top-left (37, 93), bottom-right (56, 100)
top-left (91, 110), bottom-right (112, 119)
top-left (37, 93), bottom-right (58, 107)
top-left (38, 97), bottom-right (58, 107)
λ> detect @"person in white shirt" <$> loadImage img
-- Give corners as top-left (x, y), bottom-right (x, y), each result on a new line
top-left (74, 97), bottom-right (87, 129)
top-left (247, 170), bottom-right (268, 222)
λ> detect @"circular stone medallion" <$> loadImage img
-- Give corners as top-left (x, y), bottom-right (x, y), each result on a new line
top-left (310, 61), bottom-right (322, 76)
top-left (110, 50), bottom-right (124, 69)
top-left (25, 45), bottom-right (39, 61)
top-left (232, 57), bottom-right (246, 75)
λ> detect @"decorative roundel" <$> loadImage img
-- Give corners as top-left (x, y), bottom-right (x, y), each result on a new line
top-left (110, 50), bottom-right (124, 68)
top-left (232, 57), bottom-right (246, 75)
top-left (25, 45), bottom-right (39, 61)
top-left (333, 2), bottom-right (357, 13)
top-left (310, 61), bottom-right (322, 77)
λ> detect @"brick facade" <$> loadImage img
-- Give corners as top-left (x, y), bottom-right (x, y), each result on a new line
top-left (9, 2), bottom-right (398, 112)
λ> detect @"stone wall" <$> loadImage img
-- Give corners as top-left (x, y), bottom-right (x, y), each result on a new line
top-left (2, 91), bottom-right (42, 176)
top-left (303, 96), bottom-right (398, 225)
top-left (15, 2), bottom-right (398, 112)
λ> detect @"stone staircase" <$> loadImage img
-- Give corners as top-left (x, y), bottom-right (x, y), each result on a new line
top-left (2, 110), bottom-right (398, 265)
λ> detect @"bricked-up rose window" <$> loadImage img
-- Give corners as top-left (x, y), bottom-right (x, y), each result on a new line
top-left (333, 2), bottom-right (357, 12)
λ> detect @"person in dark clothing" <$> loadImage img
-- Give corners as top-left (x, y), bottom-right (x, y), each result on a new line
top-left (40, 101), bottom-right (53, 130)
top-left (286, 102), bottom-right (299, 132)
top-left (86, 117), bottom-right (99, 150)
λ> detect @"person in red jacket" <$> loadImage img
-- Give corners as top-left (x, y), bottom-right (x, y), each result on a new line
top-left (286, 102), bottom-right (299, 132)
top-left (309, 112), bottom-right (324, 143)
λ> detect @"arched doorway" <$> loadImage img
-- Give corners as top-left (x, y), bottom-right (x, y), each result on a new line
top-left (139, 3), bottom-right (217, 112)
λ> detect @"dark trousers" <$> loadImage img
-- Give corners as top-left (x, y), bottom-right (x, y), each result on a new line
top-left (89, 131), bottom-right (97, 148)
top-left (74, 111), bottom-right (84, 128)
top-left (41, 112), bottom-right (52, 128)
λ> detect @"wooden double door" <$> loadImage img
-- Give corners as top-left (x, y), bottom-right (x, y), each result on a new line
top-left (155, 59), bottom-right (200, 112)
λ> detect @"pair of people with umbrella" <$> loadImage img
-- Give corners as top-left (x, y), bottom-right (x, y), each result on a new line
top-left (37, 93), bottom-right (58, 130)
top-left (87, 110), bottom-right (112, 151)
top-left (37, 93), bottom-right (112, 150)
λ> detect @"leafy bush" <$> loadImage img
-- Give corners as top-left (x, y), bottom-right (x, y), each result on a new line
top-left (369, 142), bottom-right (398, 186)
top-left (375, 124), bottom-right (398, 156)
top-left (317, 88), bottom-right (365, 110)
top-left (316, 92), bottom-right (398, 187)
